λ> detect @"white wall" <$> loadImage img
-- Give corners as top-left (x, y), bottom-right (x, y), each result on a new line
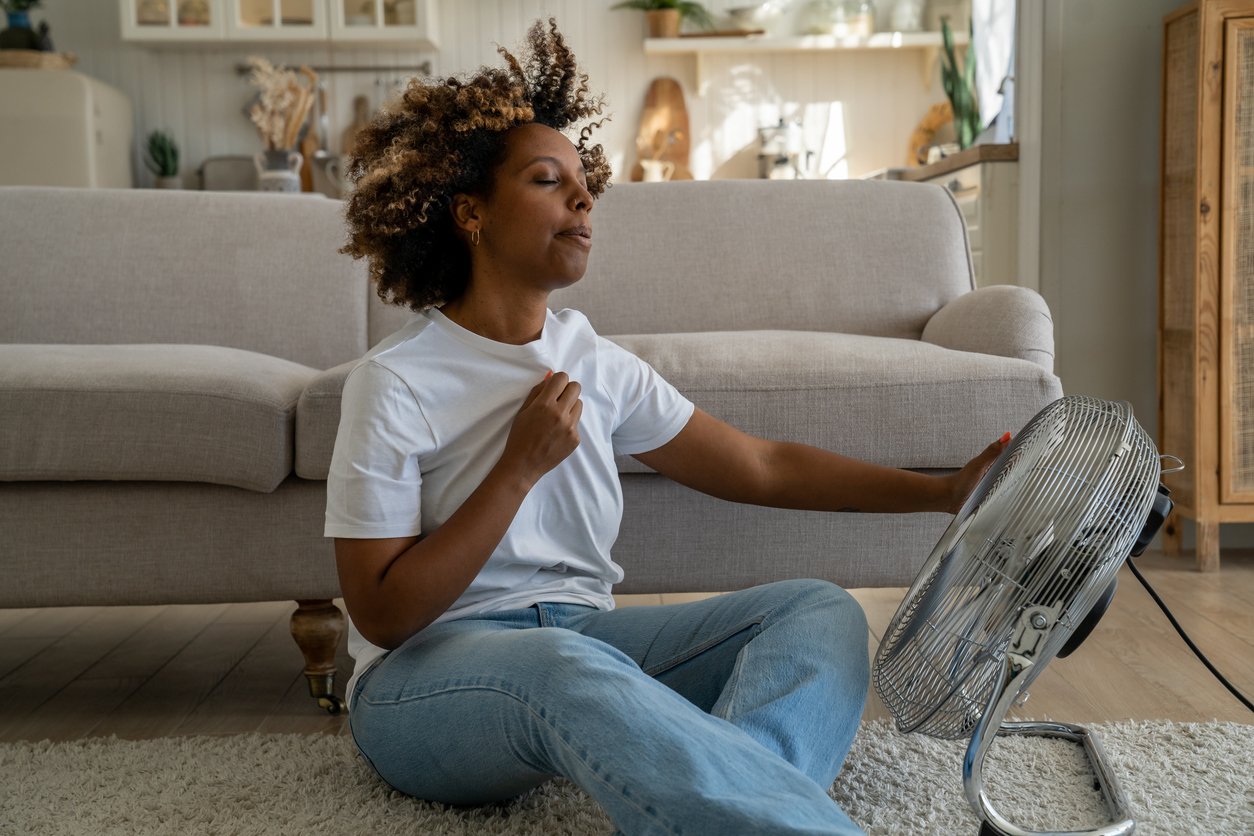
top-left (34, 0), bottom-right (948, 186)
top-left (1039, 0), bottom-right (1248, 547)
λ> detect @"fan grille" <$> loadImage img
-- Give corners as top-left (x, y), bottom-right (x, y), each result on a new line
top-left (873, 397), bottom-right (1162, 739)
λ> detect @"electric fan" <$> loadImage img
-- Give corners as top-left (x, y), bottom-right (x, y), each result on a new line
top-left (873, 395), bottom-right (1176, 836)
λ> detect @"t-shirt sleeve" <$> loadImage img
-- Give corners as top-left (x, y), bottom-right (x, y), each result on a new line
top-left (599, 337), bottom-right (695, 456)
top-left (324, 360), bottom-right (435, 539)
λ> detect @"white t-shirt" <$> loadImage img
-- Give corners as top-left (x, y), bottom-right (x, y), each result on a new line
top-left (325, 306), bottom-right (695, 707)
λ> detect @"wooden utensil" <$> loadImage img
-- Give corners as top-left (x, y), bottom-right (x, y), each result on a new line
top-left (298, 89), bottom-right (322, 192)
top-left (630, 77), bottom-right (692, 181)
top-left (342, 95), bottom-right (372, 157)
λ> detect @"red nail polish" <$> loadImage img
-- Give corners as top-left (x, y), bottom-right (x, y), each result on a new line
top-left (544, 370), bottom-right (552, 380)
top-left (1000, 432), bottom-right (1012, 444)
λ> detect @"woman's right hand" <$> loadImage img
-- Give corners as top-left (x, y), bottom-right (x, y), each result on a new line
top-left (499, 370), bottom-right (583, 486)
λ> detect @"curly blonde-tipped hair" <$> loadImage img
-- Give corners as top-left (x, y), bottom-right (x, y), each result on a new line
top-left (338, 19), bottom-right (610, 311)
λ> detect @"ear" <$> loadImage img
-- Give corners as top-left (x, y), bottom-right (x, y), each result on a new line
top-left (449, 193), bottom-right (485, 236)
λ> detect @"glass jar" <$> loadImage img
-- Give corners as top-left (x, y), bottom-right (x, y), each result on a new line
top-left (799, 0), bottom-right (839, 35)
top-left (890, 0), bottom-right (925, 32)
top-left (801, 0), bottom-right (874, 38)
top-left (846, 0), bottom-right (874, 38)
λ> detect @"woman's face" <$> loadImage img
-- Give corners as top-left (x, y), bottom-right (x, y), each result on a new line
top-left (473, 122), bottom-right (594, 290)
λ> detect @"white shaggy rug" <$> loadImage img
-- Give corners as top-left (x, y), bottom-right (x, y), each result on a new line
top-left (2, 720), bottom-right (1250, 835)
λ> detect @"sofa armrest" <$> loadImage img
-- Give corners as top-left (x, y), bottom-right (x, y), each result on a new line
top-left (295, 359), bottom-right (359, 480)
top-left (921, 285), bottom-right (1055, 373)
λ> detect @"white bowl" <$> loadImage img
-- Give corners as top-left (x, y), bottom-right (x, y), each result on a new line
top-left (727, 4), bottom-right (771, 30)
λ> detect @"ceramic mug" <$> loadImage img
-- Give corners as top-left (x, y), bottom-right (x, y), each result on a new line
top-left (311, 153), bottom-right (350, 198)
top-left (640, 159), bottom-right (675, 182)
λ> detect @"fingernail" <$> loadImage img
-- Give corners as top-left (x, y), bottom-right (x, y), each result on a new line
top-left (544, 370), bottom-right (552, 380)
top-left (1000, 431), bottom-right (1012, 444)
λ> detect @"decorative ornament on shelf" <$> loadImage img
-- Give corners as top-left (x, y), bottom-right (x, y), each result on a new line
top-left (907, 101), bottom-right (955, 167)
top-left (144, 130), bottom-right (181, 189)
top-left (0, 0), bottom-right (42, 50)
top-left (609, 0), bottom-right (715, 38)
top-left (0, 0), bottom-right (73, 67)
top-left (940, 15), bottom-right (980, 150)
top-left (243, 56), bottom-right (318, 192)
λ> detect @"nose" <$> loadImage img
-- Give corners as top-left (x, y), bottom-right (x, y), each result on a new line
top-left (570, 181), bottom-right (592, 213)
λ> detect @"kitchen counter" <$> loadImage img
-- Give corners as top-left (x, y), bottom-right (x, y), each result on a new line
top-left (865, 142), bottom-right (1019, 182)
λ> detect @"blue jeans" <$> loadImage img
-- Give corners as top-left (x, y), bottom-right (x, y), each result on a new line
top-left (349, 579), bottom-right (869, 835)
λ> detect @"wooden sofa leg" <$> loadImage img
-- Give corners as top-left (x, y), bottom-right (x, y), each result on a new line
top-left (291, 599), bottom-right (347, 715)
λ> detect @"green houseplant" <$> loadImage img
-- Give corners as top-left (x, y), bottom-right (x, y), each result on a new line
top-left (144, 130), bottom-right (181, 188)
top-left (610, 0), bottom-right (715, 38)
top-left (940, 16), bottom-right (980, 149)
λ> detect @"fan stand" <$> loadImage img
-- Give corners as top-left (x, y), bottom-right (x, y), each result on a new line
top-left (964, 607), bottom-right (1136, 836)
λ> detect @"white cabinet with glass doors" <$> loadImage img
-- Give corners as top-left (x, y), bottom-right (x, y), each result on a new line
top-left (120, 0), bottom-right (437, 47)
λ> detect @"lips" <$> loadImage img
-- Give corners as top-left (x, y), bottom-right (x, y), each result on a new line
top-left (557, 224), bottom-right (591, 242)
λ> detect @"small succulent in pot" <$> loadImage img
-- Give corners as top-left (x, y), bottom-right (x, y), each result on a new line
top-left (144, 130), bottom-right (180, 180)
top-left (610, 0), bottom-right (716, 33)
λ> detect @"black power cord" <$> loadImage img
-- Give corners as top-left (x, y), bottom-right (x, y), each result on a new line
top-left (1126, 560), bottom-right (1254, 713)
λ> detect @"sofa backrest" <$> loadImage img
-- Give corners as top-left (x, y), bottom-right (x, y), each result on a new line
top-left (551, 179), bottom-right (975, 340)
top-left (0, 186), bottom-right (373, 370)
top-left (1, 180), bottom-right (975, 366)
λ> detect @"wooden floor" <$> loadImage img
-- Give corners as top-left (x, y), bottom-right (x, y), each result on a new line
top-left (1, 550), bottom-right (1250, 743)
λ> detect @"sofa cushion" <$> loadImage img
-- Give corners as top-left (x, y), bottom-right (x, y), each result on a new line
top-left (611, 331), bottom-right (1063, 472)
top-left (0, 345), bottom-right (316, 492)
top-left (295, 331), bottom-right (1062, 480)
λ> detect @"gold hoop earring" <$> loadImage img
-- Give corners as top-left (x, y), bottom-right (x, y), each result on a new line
top-left (471, 229), bottom-right (481, 247)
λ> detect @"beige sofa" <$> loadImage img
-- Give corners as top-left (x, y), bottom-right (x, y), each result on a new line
top-left (0, 181), bottom-right (1061, 712)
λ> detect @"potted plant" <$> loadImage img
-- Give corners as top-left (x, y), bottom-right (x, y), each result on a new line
top-left (940, 16), bottom-right (979, 150)
top-left (0, 0), bottom-right (43, 50)
top-left (610, 0), bottom-right (715, 39)
top-left (144, 130), bottom-right (181, 189)
top-left (243, 55), bottom-right (319, 192)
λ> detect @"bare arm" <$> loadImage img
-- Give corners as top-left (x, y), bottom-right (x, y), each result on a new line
top-left (335, 372), bottom-right (583, 650)
top-left (632, 408), bottom-right (1007, 515)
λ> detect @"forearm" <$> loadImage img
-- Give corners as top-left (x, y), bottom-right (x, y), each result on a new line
top-left (759, 440), bottom-right (951, 514)
top-left (366, 463), bottom-right (533, 648)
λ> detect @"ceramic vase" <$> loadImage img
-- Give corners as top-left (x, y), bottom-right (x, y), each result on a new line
top-left (0, 11), bottom-right (41, 50)
top-left (254, 148), bottom-right (302, 193)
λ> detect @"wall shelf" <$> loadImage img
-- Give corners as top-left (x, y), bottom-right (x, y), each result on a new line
top-left (644, 30), bottom-right (968, 88)
top-left (644, 31), bottom-right (966, 55)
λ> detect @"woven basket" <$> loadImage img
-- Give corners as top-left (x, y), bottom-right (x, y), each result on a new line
top-left (0, 49), bottom-right (77, 69)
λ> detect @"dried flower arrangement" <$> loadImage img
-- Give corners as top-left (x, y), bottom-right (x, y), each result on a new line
top-left (244, 56), bottom-right (318, 151)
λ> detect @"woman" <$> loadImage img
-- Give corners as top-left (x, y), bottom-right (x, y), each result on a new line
top-left (329, 19), bottom-right (1006, 835)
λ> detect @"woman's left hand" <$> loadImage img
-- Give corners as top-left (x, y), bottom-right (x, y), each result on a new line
top-left (942, 432), bottom-right (1012, 514)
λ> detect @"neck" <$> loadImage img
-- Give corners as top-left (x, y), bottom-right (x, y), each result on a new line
top-left (439, 288), bottom-right (548, 345)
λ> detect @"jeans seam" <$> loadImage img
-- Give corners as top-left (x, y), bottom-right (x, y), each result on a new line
top-left (358, 682), bottom-right (680, 834)
top-left (641, 616), bottom-right (765, 678)
top-left (714, 592), bottom-right (798, 722)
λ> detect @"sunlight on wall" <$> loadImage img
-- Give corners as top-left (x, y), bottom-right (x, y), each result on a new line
top-left (692, 60), bottom-right (850, 180)
top-left (678, 47), bottom-right (944, 181)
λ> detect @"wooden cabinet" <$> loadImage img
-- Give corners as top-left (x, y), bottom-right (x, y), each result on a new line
top-left (119, 0), bottom-right (437, 48)
top-left (1158, 0), bottom-right (1254, 571)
